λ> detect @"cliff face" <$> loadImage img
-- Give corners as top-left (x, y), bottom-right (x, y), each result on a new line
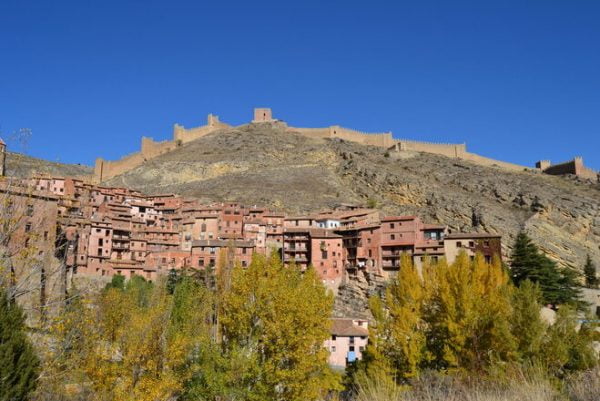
top-left (103, 123), bottom-right (600, 276)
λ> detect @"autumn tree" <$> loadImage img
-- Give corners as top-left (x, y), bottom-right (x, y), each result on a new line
top-left (218, 253), bottom-right (341, 401)
top-left (427, 252), bottom-right (516, 371)
top-left (361, 253), bottom-right (428, 382)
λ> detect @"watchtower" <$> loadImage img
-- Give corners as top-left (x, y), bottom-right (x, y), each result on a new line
top-left (0, 138), bottom-right (6, 177)
top-left (253, 108), bottom-right (273, 123)
top-left (535, 160), bottom-right (551, 171)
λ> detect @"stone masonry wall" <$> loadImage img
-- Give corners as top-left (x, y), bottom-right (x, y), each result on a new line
top-left (543, 158), bottom-right (599, 181)
top-left (94, 115), bottom-right (230, 183)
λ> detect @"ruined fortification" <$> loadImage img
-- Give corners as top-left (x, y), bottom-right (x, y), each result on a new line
top-left (94, 114), bottom-right (231, 182)
top-left (93, 108), bottom-right (598, 183)
top-left (536, 157), bottom-right (599, 181)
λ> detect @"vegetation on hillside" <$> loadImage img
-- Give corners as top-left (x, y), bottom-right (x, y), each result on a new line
top-left (30, 252), bottom-right (339, 401)
top-left (349, 241), bottom-right (598, 401)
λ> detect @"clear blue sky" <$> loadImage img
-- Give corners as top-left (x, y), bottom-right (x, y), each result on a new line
top-left (1, 0), bottom-right (599, 170)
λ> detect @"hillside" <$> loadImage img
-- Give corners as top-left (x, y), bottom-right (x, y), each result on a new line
top-left (104, 122), bottom-right (600, 273)
top-left (5, 152), bottom-right (93, 178)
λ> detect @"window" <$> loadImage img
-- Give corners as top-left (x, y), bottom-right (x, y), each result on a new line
top-left (105, 229), bottom-right (110, 236)
top-left (484, 241), bottom-right (490, 247)
top-left (390, 223), bottom-right (395, 229)
top-left (242, 261), bottom-right (247, 267)
top-left (349, 346), bottom-right (355, 352)
top-left (390, 234), bottom-right (395, 240)
top-left (469, 241), bottom-right (475, 247)
top-left (26, 205), bottom-right (34, 216)
top-left (199, 259), bottom-right (204, 267)
top-left (322, 251), bottom-right (328, 259)
top-left (332, 335), bottom-right (336, 341)
top-left (368, 249), bottom-right (372, 257)
top-left (98, 238), bottom-right (103, 246)
top-left (331, 346), bottom-right (336, 352)
top-left (457, 241), bottom-right (462, 248)
top-left (242, 248), bottom-right (247, 254)
top-left (25, 223), bottom-right (32, 233)
top-left (97, 248), bottom-right (103, 256)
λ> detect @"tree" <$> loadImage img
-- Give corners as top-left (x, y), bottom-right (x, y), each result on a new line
top-left (0, 288), bottom-right (39, 401)
top-left (428, 252), bottom-right (516, 371)
top-left (510, 232), bottom-right (582, 307)
top-left (361, 253), bottom-right (428, 382)
top-left (104, 273), bottom-right (125, 291)
top-left (543, 306), bottom-right (598, 375)
top-left (219, 253), bottom-right (341, 401)
top-left (584, 254), bottom-right (598, 289)
top-left (510, 280), bottom-right (547, 360)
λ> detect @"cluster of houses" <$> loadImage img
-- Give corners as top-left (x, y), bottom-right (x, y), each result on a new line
top-left (10, 176), bottom-right (502, 285)
top-left (0, 174), bottom-right (503, 369)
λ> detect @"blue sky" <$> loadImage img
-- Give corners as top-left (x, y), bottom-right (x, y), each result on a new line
top-left (1, 0), bottom-right (599, 170)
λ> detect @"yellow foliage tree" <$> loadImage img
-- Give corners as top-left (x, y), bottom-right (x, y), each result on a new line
top-left (221, 253), bottom-right (341, 401)
top-left (428, 252), bottom-right (516, 371)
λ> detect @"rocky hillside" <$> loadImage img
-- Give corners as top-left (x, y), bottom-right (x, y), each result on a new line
top-left (5, 152), bottom-right (93, 178)
top-left (104, 122), bottom-right (600, 275)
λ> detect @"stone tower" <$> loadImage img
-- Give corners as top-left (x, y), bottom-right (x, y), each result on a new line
top-left (0, 138), bottom-right (6, 177)
top-left (253, 108), bottom-right (273, 123)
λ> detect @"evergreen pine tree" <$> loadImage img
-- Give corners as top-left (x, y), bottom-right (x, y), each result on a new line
top-left (510, 232), bottom-right (582, 307)
top-left (584, 254), bottom-right (598, 289)
top-left (0, 289), bottom-right (39, 401)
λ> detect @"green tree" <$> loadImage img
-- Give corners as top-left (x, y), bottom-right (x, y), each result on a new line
top-left (543, 306), bottom-right (598, 375)
top-left (104, 273), bottom-right (125, 291)
top-left (584, 254), bottom-right (598, 289)
top-left (510, 232), bottom-right (582, 307)
top-left (0, 288), bottom-right (39, 401)
top-left (510, 280), bottom-right (547, 360)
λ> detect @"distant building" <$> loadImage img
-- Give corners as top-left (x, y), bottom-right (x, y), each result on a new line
top-left (324, 318), bottom-right (369, 370)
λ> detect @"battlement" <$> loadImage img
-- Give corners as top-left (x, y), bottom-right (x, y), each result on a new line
top-left (92, 107), bottom-right (596, 184)
top-left (537, 157), bottom-right (599, 181)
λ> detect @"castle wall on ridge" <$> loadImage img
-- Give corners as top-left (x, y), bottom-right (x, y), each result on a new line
top-left (92, 107), bottom-right (595, 184)
top-left (94, 114), bottom-right (230, 183)
top-left (539, 157), bottom-right (599, 181)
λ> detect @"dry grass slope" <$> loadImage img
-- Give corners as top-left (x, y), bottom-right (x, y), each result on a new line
top-left (6, 152), bottom-right (93, 178)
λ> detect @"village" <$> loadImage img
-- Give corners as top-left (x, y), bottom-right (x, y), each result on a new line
top-left (0, 163), bottom-right (504, 370)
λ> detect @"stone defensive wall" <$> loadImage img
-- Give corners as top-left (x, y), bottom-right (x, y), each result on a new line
top-left (94, 137), bottom-right (177, 183)
top-left (92, 107), bottom-right (551, 184)
top-left (290, 125), bottom-right (396, 147)
top-left (173, 114), bottom-right (231, 144)
top-left (542, 157), bottom-right (599, 181)
top-left (94, 114), bottom-right (230, 183)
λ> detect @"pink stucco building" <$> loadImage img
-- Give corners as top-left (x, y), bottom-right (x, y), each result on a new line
top-left (324, 318), bottom-right (369, 370)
